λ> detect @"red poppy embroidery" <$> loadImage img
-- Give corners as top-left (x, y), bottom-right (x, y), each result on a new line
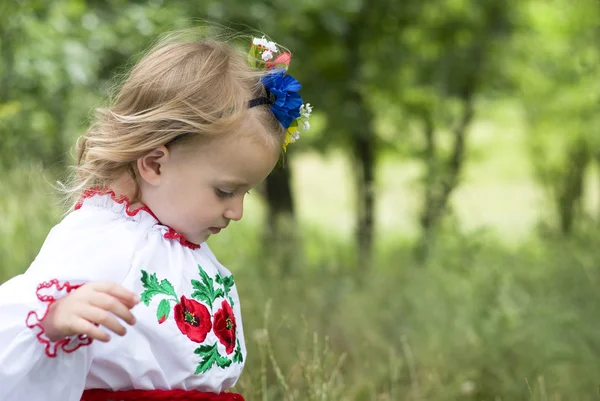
top-left (213, 300), bottom-right (236, 354)
top-left (174, 296), bottom-right (212, 343)
top-left (140, 266), bottom-right (244, 374)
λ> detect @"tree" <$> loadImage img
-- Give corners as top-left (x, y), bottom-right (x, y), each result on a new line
top-left (382, 0), bottom-right (516, 260)
top-left (510, 0), bottom-right (600, 234)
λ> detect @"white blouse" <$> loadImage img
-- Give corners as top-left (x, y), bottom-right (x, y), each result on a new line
top-left (0, 190), bottom-right (246, 401)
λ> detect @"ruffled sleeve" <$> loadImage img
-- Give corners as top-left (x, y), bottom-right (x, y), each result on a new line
top-left (0, 198), bottom-right (155, 401)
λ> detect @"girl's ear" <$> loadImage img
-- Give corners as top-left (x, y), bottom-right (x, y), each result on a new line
top-left (137, 146), bottom-right (170, 186)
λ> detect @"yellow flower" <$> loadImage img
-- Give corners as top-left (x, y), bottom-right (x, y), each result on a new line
top-left (283, 131), bottom-right (292, 152)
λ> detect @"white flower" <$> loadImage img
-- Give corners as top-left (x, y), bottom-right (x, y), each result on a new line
top-left (264, 41), bottom-right (278, 53)
top-left (290, 131), bottom-right (300, 142)
top-left (252, 37), bottom-right (267, 47)
top-left (300, 103), bottom-right (312, 119)
top-left (253, 36), bottom-right (278, 53)
top-left (302, 121), bottom-right (310, 130)
top-left (261, 50), bottom-right (274, 62)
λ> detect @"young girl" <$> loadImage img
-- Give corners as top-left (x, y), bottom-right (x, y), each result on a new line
top-left (0, 31), bottom-right (311, 401)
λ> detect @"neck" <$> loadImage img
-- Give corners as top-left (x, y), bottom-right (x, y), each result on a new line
top-left (110, 174), bottom-right (145, 210)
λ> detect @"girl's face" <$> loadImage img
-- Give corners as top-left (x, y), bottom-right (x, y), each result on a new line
top-left (138, 134), bottom-right (280, 245)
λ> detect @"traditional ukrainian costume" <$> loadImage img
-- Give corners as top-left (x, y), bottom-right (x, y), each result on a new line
top-left (0, 189), bottom-right (245, 401)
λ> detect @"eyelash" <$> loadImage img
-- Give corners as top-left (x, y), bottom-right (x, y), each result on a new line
top-left (215, 189), bottom-right (236, 199)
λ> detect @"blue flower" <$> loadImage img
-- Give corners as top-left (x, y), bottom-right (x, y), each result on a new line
top-left (262, 70), bottom-right (303, 129)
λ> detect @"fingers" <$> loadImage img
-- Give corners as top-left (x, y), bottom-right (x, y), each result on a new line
top-left (52, 282), bottom-right (140, 343)
top-left (89, 292), bottom-right (136, 326)
top-left (71, 317), bottom-right (111, 342)
top-left (89, 282), bottom-right (140, 308)
top-left (78, 305), bottom-right (127, 337)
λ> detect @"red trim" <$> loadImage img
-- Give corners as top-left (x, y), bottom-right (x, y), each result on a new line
top-left (75, 187), bottom-right (200, 250)
top-left (25, 279), bottom-right (93, 358)
top-left (75, 187), bottom-right (159, 220)
top-left (164, 228), bottom-right (201, 250)
top-left (81, 389), bottom-right (244, 401)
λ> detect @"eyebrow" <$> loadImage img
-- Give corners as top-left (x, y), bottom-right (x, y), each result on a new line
top-left (217, 179), bottom-right (249, 187)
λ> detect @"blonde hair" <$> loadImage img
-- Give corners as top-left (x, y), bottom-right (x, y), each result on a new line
top-left (63, 30), bottom-right (285, 206)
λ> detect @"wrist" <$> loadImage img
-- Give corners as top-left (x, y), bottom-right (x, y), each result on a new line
top-left (40, 299), bottom-right (66, 342)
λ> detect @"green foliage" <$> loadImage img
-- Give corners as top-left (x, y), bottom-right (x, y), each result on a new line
top-left (191, 266), bottom-right (225, 310)
top-left (194, 343), bottom-right (233, 374)
top-left (507, 0), bottom-right (600, 230)
top-left (0, 0), bottom-right (188, 168)
top-left (3, 0), bottom-right (600, 399)
top-left (140, 270), bottom-right (179, 305)
top-left (215, 224), bottom-right (600, 400)
top-left (4, 164), bottom-right (600, 399)
top-left (156, 299), bottom-right (171, 322)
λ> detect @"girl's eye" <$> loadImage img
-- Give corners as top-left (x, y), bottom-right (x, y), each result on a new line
top-left (215, 189), bottom-right (235, 199)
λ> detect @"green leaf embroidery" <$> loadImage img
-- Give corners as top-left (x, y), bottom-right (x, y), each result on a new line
top-left (194, 343), bottom-right (232, 374)
top-left (233, 339), bottom-right (244, 363)
top-left (140, 270), bottom-right (178, 305)
top-left (156, 299), bottom-right (170, 323)
top-left (191, 265), bottom-right (224, 310)
top-left (140, 268), bottom-right (243, 375)
top-left (215, 273), bottom-right (235, 307)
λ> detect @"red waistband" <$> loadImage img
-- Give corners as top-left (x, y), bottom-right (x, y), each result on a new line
top-left (81, 389), bottom-right (244, 401)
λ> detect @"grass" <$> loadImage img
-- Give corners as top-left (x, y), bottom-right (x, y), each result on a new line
top-left (2, 102), bottom-right (600, 399)
top-left (217, 224), bottom-right (600, 400)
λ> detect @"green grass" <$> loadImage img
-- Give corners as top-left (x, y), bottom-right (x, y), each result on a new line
top-left (3, 102), bottom-right (600, 399)
top-left (214, 224), bottom-right (600, 400)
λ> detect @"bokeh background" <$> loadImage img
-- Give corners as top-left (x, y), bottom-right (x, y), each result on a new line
top-left (2, 0), bottom-right (600, 400)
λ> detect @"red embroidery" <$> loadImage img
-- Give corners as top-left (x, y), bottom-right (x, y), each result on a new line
top-left (164, 228), bottom-right (201, 250)
top-left (75, 187), bottom-right (158, 219)
top-left (25, 279), bottom-right (93, 358)
top-left (174, 296), bottom-right (212, 343)
top-left (81, 389), bottom-right (245, 401)
top-left (75, 187), bottom-right (201, 250)
top-left (213, 300), bottom-right (236, 354)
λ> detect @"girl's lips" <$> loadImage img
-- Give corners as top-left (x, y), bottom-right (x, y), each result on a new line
top-left (209, 227), bottom-right (222, 234)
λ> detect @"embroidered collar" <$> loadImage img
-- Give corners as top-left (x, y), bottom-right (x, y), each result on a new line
top-left (74, 187), bottom-right (201, 250)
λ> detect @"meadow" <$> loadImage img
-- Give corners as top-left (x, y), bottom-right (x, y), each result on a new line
top-left (3, 101), bottom-right (600, 400)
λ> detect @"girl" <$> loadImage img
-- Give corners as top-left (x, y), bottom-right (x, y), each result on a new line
top-left (0, 31), bottom-right (311, 401)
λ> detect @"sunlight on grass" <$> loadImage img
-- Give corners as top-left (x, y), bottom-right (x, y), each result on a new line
top-left (285, 102), bottom-right (545, 244)
top-left (4, 101), bottom-right (600, 400)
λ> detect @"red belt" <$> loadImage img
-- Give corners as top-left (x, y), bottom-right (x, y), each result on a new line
top-left (81, 389), bottom-right (244, 401)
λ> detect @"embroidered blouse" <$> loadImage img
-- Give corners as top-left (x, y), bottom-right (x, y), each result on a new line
top-left (0, 191), bottom-right (246, 401)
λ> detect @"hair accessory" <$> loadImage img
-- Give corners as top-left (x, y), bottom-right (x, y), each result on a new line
top-left (248, 36), bottom-right (312, 152)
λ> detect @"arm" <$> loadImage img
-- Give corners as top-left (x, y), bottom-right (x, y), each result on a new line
top-left (0, 212), bottom-right (141, 401)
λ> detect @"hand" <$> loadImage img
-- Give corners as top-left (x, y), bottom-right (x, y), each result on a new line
top-left (42, 282), bottom-right (140, 342)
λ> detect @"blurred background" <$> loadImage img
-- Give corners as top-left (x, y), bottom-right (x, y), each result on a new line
top-left (2, 0), bottom-right (600, 399)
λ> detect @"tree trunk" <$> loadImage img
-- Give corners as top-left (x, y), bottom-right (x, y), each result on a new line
top-left (263, 163), bottom-right (296, 274)
top-left (416, 85), bottom-right (475, 262)
top-left (415, 112), bottom-right (437, 260)
top-left (351, 119), bottom-right (376, 266)
top-left (265, 164), bottom-right (295, 234)
top-left (556, 138), bottom-right (589, 234)
top-left (346, 8), bottom-right (377, 267)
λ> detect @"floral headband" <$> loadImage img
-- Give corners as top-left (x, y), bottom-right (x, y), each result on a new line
top-left (247, 36), bottom-right (312, 152)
